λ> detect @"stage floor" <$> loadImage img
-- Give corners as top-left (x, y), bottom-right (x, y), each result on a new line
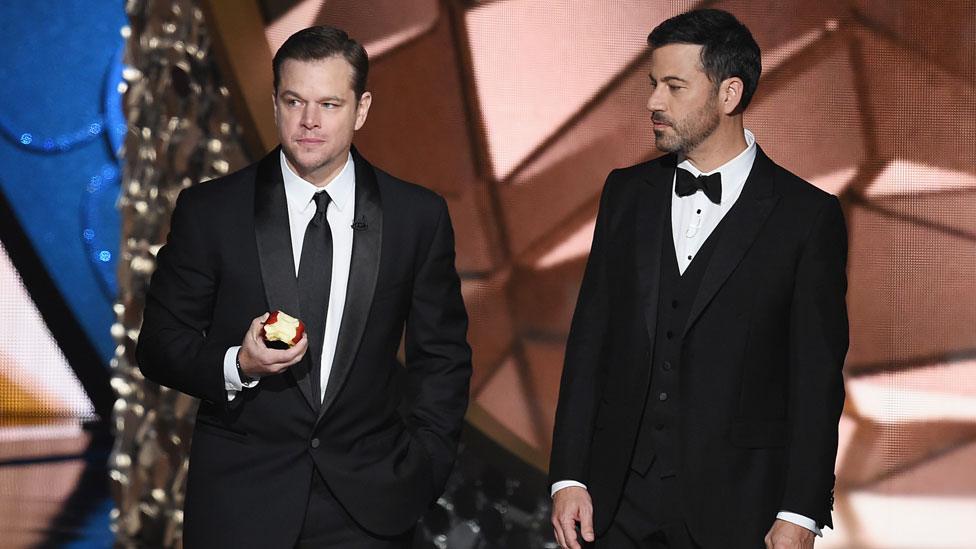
top-left (0, 421), bottom-right (113, 548)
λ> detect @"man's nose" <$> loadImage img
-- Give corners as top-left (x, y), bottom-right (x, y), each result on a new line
top-left (646, 89), bottom-right (665, 113)
top-left (301, 105), bottom-right (319, 128)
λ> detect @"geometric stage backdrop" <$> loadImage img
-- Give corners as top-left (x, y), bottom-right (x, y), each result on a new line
top-left (260, 3), bottom-right (976, 547)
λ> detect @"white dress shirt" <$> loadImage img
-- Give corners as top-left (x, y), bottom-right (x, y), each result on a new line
top-left (672, 129), bottom-right (756, 274)
top-left (222, 150), bottom-right (356, 403)
top-left (552, 130), bottom-right (821, 536)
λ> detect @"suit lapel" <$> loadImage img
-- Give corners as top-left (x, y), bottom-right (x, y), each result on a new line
top-left (637, 156), bottom-right (675, 344)
top-left (682, 147), bottom-right (779, 337)
top-left (253, 148), bottom-right (317, 411)
top-left (318, 147), bottom-right (383, 421)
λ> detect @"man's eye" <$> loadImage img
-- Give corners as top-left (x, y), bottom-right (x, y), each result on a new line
top-left (322, 103), bottom-right (339, 109)
top-left (288, 99), bottom-right (301, 107)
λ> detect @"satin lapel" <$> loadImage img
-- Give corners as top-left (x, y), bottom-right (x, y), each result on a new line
top-left (318, 148), bottom-right (383, 420)
top-left (682, 148), bottom-right (779, 338)
top-left (637, 157), bottom-right (675, 345)
top-left (253, 148), bottom-right (316, 411)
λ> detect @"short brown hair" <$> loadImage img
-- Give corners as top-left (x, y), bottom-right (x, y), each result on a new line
top-left (272, 26), bottom-right (369, 98)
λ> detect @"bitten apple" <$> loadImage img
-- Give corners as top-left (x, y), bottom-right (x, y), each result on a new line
top-left (262, 310), bottom-right (305, 349)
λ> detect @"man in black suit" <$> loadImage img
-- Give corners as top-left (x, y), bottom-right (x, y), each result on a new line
top-left (137, 26), bottom-right (471, 548)
top-left (550, 10), bottom-right (847, 549)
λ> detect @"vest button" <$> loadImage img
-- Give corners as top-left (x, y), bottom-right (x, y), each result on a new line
top-left (662, 361), bottom-right (672, 371)
top-left (310, 438), bottom-right (320, 449)
top-left (658, 392), bottom-right (668, 401)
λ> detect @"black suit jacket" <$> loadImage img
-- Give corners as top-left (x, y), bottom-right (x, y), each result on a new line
top-left (550, 148), bottom-right (848, 548)
top-left (137, 148), bottom-right (472, 547)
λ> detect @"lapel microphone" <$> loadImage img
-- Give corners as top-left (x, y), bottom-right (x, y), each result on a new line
top-left (351, 216), bottom-right (368, 231)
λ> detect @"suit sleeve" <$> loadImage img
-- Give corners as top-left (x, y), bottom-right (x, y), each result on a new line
top-left (136, 189), bottom-right (228, 405)
top-left (548, 173), bottom-right (616, 486)
top-left (781, 195), bottom-right (849, 528)
top-left (403, 196), bottom-right (472, 492)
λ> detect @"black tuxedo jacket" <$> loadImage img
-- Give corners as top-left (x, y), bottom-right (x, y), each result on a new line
top-left (137, 148), bottom-right (472, 547)
top-left (550, 148), bottom-right (848, 548)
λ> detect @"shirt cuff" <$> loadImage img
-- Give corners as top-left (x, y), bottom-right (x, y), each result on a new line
top-left (223, 346), bottom-right (258, 401)
top-left (551, 480), bottom-right (588, 498)
top-left (776, 511), bottom-right (822, 537)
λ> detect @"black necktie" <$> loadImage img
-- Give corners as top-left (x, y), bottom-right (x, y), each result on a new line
top-left (675, 168), bottom-right (722, 204)
top-left (298, 191), bottom-right (332, 405)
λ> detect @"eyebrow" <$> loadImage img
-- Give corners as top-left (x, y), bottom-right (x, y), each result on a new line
top-left (648, 74), bottom-right (691, 84)
top-left (279, 90), bottom-right (345, 103)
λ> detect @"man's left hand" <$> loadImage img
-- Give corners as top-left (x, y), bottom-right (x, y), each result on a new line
top-left (765, 519), bottom-right (815, 549)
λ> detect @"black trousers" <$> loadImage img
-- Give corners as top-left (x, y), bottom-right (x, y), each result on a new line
top-left (589, 462), bottom-right (699, 549)
top-left (294, 469), bottom-right (413, 548)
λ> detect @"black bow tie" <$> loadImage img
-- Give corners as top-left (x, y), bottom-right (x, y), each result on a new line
top-left (675, 168), bottom-right (722, 204)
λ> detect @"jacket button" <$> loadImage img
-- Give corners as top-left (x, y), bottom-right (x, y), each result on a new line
top-left (666, 330), bottom-right (674, 340)
top-left (671, 300), bottom-right (678, 309)
top-left (310, 438), bottom-right (320, 449)
top-left (658, 392), bottom-right (668, 401)
top-left (662, 361), bottom-right (672, 371)
top-left (655, 423), bottom-right (665, 431)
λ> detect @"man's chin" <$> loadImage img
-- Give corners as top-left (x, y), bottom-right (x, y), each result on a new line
top-left (284, 149), bottom-right (327, 173)
top-left (653, 138), bottom-right (681, 154)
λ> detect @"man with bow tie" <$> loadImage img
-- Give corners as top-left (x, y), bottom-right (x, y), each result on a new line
top-left (549, 9), bottom-right (848, 549)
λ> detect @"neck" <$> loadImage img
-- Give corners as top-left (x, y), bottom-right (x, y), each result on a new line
top-left (683, 118), bottom-right (747, 173)
top-left (286, 154), bottom-right (346, 188)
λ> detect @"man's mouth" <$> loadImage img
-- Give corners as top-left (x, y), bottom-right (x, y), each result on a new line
top-left (297, 137), bottom-right (325, 145)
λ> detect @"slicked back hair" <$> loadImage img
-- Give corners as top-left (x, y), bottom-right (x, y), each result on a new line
top-left (648, 9), bottom-right (761, 113)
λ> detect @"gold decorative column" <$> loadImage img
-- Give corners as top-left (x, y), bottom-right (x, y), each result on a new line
top-left (108, 0), bottom-right (249, 546)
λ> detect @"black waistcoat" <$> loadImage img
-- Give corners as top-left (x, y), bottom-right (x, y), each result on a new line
top-left (630, 203), bottom-right (727, 478)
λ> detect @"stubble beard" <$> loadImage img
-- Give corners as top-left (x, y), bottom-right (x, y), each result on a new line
top-left (652, 95), bottom-right (722, 155)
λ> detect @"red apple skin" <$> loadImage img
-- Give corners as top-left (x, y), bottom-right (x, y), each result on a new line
top-left (266, 310), bottom-right (281, 325)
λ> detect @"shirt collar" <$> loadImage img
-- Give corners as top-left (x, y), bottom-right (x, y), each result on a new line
top-left (676, 129), bottom-right (757, 201)
top-left (280, 150), bottom-right (355, 214)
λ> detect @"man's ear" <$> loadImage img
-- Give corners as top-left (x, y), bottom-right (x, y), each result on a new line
top-left (720, 77), bottom-right (745, 114)
top-left (354, 91), bottom-right (372, 131)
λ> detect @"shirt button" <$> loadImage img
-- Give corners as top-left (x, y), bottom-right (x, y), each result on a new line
top-left (662, 361), bottom-right (672, 371)
top-left (658, 392), bottom-right (668, 401)
top-left (310, 438), bottom-right (320, 449)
